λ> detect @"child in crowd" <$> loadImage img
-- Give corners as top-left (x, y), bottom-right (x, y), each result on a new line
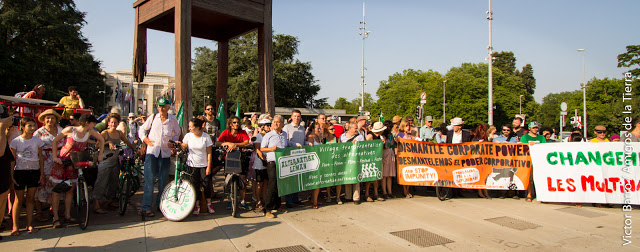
top-left (178, 118), bottom-right (215, 215)
top-left (9, 117), bottom-right (45, 235)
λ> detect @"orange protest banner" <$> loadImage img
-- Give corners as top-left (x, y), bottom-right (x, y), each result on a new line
top-left (396, 138), bottom-right (532, 190)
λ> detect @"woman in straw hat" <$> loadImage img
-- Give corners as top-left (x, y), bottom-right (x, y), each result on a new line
top-left (33, 109), bottom-right (63, 222)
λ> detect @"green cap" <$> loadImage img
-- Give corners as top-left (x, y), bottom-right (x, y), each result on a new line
top-left (156, 98), bottom-right (170, 106)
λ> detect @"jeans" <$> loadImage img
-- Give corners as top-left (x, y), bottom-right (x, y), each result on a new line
top-left (142, 154), bottom-right (170, 211)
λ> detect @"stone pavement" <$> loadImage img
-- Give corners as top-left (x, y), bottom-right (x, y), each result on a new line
top-left (1, 189), bottom-right (639, 251)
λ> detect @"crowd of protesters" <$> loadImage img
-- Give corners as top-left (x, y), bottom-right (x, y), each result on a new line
top-left (1, 86), bottom-right (639, 239)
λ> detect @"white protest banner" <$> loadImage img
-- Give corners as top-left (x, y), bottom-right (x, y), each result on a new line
top-left (530, 142), bottom-right (640, 204)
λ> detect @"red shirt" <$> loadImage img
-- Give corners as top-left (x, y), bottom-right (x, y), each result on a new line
top-left (333, 123), bottom-right (344, 138)
top-left (218, 129), bottom-right (249, 143)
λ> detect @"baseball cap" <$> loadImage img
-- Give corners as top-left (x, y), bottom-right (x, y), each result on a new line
top-left (156, 98), bottom-right (171, 106)
top-left (528, 121), bottom-right (540, 128)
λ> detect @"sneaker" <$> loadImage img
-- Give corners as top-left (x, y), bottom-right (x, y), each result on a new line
top-left (265, 212), bottom-right (275, 218)
top-left (337, 198), bottom-right (343, 205)
top-left (354, 200), bottom-right (361, 205)
top-left (366, 196), bottom-right (374, 202)
top-left (240, 201), bottom-right (253, 210)
top-left (207, 204), bottom-right (215, 214)
top-left (192, 205), bottom-right (200, 215)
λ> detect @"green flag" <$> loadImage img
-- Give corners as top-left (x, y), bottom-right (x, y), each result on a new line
top-left (177, 101), bottom-right (184, 128)
top-left (217, 99), bottom-right (226, 131)
top-left (235, 102), bottom-right (241, 118)
top-left (379, 111), bottom-right (384, 123)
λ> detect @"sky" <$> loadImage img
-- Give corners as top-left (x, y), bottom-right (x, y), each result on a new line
top-left (75, 0), bottom-right (639, 106)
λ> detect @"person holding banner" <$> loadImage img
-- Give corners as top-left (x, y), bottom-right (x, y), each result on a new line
top-left (216, 116), bottom-right (252, 210)
top-left (590, 125), bottom-right (609, 142)
top-left (520, 121), bottom-right (545, 202)
top-left (252, 118), bottom-right (271, 210)
top-left (396, 119), bottom-right (415, 198)
top-left (364, 122), bottom-right (386, 202)
top-left (261, 115), bottom-right (296, 218)
top-left (493, 125), bottom-right (518, 143)
top-left (306, 121), bottom-right (324, 209)
top-left (340, 121), bottom-right (365, 204)
top-left (380, 120), bottom-right (397, 199)
top-left (323, 123), bottom-right (341, 203)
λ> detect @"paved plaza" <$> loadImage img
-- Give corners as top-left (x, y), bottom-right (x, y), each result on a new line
top-left (1, 188), bottom-right (638, 251)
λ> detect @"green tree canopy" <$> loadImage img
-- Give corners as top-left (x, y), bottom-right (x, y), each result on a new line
top-left (0, 0), bottom-right (108, 113)
top-left (191, 32), bottom-right (326, 115)
top-left (618, 45), bottom-right (640, 77)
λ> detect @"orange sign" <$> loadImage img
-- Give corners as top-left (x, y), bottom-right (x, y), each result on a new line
top-left (396, 138), bottom-right (532, 190)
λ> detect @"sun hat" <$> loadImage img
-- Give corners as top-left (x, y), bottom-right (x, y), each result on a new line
top-left (38, 109), bottom-right (62, 123)
top-left (528, 121), bottom-right (540, 128)
top-left (128, 112), bottom-right (135, 118)
top-left (392, 115), bottom-right (402, 124)
top-left (371, 122), bottom-right (387, 133)
top-left (357, 116), bottom-right (368, 121)
top-left (425, 116), bottom-right (433, 122)
top-left (156, 98), bottom-right (171, 106)
top-left (451, 117), bottom-right (464, 126)
top-left (258, 119), bottom-right (272, 126)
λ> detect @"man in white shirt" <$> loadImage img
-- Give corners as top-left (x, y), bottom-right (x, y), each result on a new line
top-left (282, 110), bottom-right (305, 207)
top-left (138, 98), bottom-right (181, 217)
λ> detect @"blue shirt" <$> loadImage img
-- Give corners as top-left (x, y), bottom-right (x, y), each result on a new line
top-left (419, 126), bottom-right (435, 140)
top-left (492, 135), bottom-right (518, 143)
top-left (261, 129), bottom-right (290, 162)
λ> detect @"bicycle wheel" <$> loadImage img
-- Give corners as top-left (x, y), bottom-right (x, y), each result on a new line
top-left (159, 179), bottom-right (196, 221)
top-left (77, 180), bottom-right (90, 229)
top-left (231, 178), bottom-right (239, 218)
top-left (118, 176), bottom-right (130, 216)
top-left (435, 186), bottom-right (451, 201)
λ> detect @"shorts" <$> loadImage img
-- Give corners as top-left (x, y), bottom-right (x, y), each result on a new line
top-left (14, 170), bottom-right (41, 190)
top-left (255, 169), bottom-right (268, 182)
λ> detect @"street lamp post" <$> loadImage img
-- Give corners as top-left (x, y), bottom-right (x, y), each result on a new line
top-left (486, 0), bottom-right (494, 126)
top-left (519, 94), bottom-right (524, 115)
top-left (443, 80), bottom-right (447, 123)
top-left (359, 2), bottom-right (370, 116)
top-left (578, 49), bottom-right (587, 138)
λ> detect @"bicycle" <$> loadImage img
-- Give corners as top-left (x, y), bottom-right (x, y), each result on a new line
top-left (117, 147), bottom-right (143, 216)
top-left (159, 140), bottom-right (196, 221)
top-left (219, 147), bottom-right (252, 218)
top-left (67, 147), bottom-right (101, 230)
top-left (434, 181), bottom-right (452, 201)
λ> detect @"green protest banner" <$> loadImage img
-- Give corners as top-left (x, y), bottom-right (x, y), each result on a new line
top-left (275, 140), bottom-right (383, 196)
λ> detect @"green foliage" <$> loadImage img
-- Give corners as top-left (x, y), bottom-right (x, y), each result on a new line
top-left (618, 45), bottom-right (640, 77)
top-left (373, 62), bottom-right (537, 129)
top-left (191, 31), bottom-right (327, 115)
top-left (0, 0), bottom-right (108, 113)
top-left (519, 64), bottom-right (536, 96)
top-left (538, 77), bottom-right (637, 138)
top-left (493, 51), bottom-right (516, 75)
top-left (334, 93), bottom-right (374, 115)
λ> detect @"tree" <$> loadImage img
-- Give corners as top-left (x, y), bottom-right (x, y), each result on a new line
top-left (191, 31), bottom-right (327, 115)
top-left (493, 51), bottom-right (516, 75)
top-left (334, 93), bottom-right (375, 115)
top-left (538, 77), bottom-right (635, 138)
top-left (0, 0), bottom-right (108, 113)
top-left (519, 64), bottom-right (536, 96)
top-left (618, 45), bottom-right (640, 77)
top-left (192, 47), bottom-right (218, 115)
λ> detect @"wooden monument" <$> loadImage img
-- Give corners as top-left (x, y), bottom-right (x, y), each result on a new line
top-left (132, 0), bottom-right (274, 127)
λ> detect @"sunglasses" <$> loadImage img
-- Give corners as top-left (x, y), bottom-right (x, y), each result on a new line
top-left (502, 129), bottom-right (510, 132)
top-left (205, 108), bottom-right (213, 110)
top-left (595, 130), bottom-right (606, 134)
top-left (232, 121), bottom-right (239, 124)
top-left (328, 128), bottom-right (335, 131)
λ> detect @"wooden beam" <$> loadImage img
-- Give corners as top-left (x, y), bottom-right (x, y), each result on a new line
top-left (217, 40), bottom-right (229, 117)
top-left (137, 0), bottom-right (175, 25)
top-left (260, 0), bottom-right (274, 114)
top-left (193, 0), bottom-right (264, 24)
top-left (175, 0), bottom-right (192, 131)
top-left (133, 6), bottom-right (147, 83)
